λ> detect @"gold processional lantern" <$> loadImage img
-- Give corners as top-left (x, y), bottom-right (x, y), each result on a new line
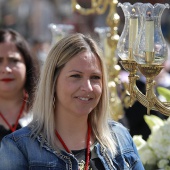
top-left (117, 2), bottom-right (170, 116)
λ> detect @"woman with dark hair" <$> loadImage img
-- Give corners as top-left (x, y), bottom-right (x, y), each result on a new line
top-left (0, 29), bottom-right (39, 141)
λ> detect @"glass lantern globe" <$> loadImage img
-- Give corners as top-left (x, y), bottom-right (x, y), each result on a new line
top-left (133, 3), bottom-right (169, 65)
top-left (94, 27), bottom-right (111, 58)
top-left (117, 2), bottom-right (143, 61)
top-left (48, 23), bottom-right (74, 46)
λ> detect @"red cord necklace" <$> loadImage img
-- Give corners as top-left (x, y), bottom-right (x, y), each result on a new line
top-left (55, 123), bottom-right (91, 170)
top-left (0, 95), bottom-right (27, 132)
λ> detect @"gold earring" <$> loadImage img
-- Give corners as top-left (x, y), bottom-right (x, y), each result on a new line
top-left (53, 96), bottom-right (56, 108)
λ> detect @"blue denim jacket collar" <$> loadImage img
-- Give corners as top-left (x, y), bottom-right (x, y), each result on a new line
top-left (0, 121), bottom-right (145, 170)
top-left (37, 132), bottom-right (116, 169)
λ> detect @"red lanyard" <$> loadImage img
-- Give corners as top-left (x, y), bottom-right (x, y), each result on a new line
top-left (55, 123), bottom-right (91, 170)
top-left (0, 95), bottom-right (27, 132)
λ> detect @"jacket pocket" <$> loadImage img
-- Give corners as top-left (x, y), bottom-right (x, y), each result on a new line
top-left (115, 150), bottom-right (140, 170)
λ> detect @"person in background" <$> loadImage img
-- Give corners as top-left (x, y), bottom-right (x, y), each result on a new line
top-left (31, 38), bottom-right (50, 70)
top-left (0, 28), bottom-right (39, 141)
top-left (0, 33), bottom-right (144, 170)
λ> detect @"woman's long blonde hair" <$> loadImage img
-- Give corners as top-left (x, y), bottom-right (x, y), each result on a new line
top-left (30, 33), bottom-right (116, 155)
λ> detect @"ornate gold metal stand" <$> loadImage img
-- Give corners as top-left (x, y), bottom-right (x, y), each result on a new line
top-left (121, 60), bottom-right (170, 116)
top-left (117, 3), bottom-right (170, 117)
top-left (71, 0), bottom-right (124, 120)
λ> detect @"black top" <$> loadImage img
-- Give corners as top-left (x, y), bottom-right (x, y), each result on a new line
top-left (0, 124), bottom-right (22, 141)
top-left (72, 144), bottom-right (105, 170)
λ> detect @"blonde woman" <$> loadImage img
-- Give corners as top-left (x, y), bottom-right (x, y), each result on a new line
top-left (0, 33), bottom-right (144, 170)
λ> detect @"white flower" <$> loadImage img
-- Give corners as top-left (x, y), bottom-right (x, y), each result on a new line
top-left (165, 166), bottom-right (170, 170)
top-left (133, 135), bottom-right (145, 148)
top-left (144, 115), bottom-right (164, 131)
top-left (133, 135), bottom-right (157, 165)
top-left (147, 118), bottom-right (170, 160)
top-left (133, 115), bottom-right (170, 169)
top-left (157, 159), bottom-right (169, 168)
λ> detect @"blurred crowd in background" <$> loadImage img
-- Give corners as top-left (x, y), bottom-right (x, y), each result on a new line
top-left (1, 0), bottom-right (170, 59)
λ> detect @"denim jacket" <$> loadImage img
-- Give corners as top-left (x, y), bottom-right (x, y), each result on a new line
top-left (0, 121), bottom-right (144, 170)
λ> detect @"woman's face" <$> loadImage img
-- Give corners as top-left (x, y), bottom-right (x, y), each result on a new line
top-left (0, 42), bottom-right (26, 94)
top-left (56, 51), bottom-right (102, 118)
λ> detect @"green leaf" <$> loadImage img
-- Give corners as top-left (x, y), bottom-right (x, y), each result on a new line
top-left (144, 164), bottom-right (157, 170)
top-left (144, 115), bottom-right (164, 130)
top-left (157, 86), bottom-right (170, 101)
